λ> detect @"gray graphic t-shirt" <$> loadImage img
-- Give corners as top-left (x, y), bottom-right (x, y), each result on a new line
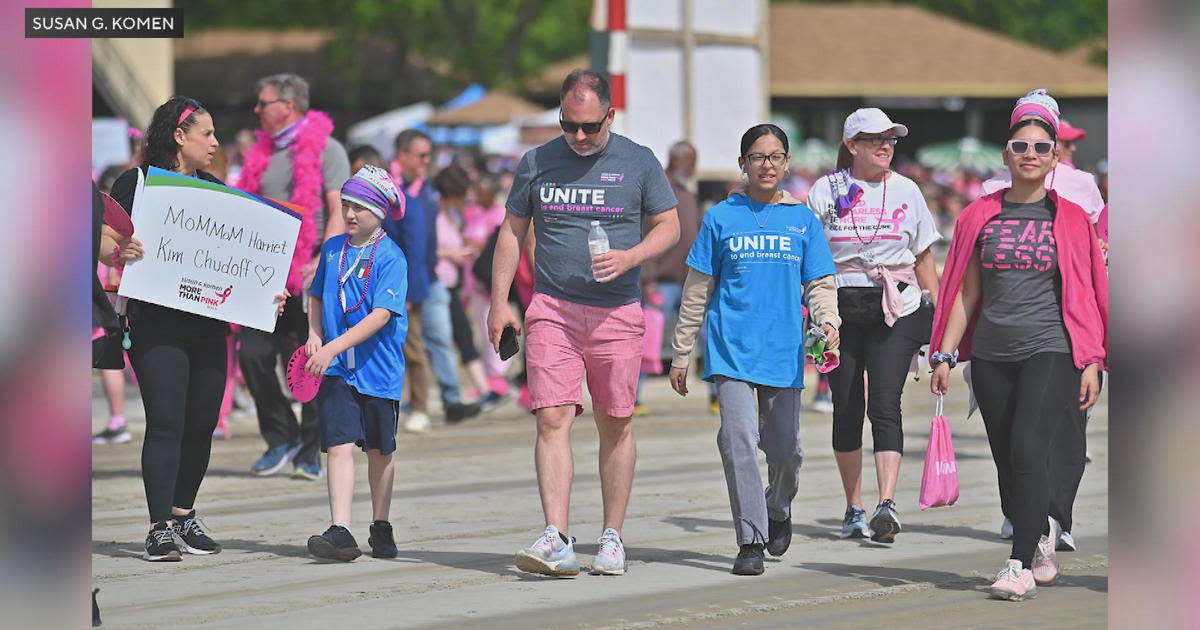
top-left (506, 134), bottom-right (678, 307)
top-left (971, 197), bottom-right (1071, 361)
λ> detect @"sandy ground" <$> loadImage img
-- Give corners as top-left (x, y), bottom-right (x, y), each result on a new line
top-left (92, 369), bottom-right (1107, 629)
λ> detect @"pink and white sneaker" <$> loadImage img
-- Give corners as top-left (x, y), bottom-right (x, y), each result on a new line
top-left (989, 559), bottom-right (1038, 601)
top-left (1032, 517), bottom-right (1061, 585)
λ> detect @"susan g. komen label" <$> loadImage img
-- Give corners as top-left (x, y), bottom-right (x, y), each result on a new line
top-left (25, 8), bottom-right (185, 38)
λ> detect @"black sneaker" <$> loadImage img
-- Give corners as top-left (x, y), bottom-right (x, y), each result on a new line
top-left (143, 521), bottom-right (182, 562)
top-left (368, 520), bottom-right (398, 558)
top-left (869, 499), bottom-right (902, 543)
top-left (307, 525), bottom-right (362, 561)
top-left (766, 517), bottom-right (792, 557)
top-left (732, 543), bottom-right (765, 575)
top-left (444, 401), bottom-right (482, 424)
top-left (171, 509), bottom-right (222, 554)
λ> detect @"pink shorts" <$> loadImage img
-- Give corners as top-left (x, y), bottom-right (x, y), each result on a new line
top-left (524, 292), bottom-right (645, 418)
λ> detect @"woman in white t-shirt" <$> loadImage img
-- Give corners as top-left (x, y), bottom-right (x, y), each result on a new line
top-left (804, 108), bottom-right (941, 544)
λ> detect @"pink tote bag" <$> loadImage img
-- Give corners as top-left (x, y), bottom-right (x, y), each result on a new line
top-left (918, 395), bottom-right (959, 510)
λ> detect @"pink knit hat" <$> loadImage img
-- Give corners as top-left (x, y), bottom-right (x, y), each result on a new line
top-left (1010, 89), bottom-right (1060, 132)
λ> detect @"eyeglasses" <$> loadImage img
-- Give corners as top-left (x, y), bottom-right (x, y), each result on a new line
top-left (256, 98), bottom-right (286, 109)
top-left (559, 116), bottom-right (606, 135)
top-left (854, 136), bottom-right (900, 147)
top-left (1007, 139), bottom-right (1055, 156)
top-left (744, 152), bottom-right (789, 167)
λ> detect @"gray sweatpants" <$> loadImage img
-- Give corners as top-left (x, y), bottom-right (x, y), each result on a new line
top-left (714, 376), bottom-right (804, 546)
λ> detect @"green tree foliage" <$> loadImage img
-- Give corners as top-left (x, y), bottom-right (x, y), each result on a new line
top-left (776, 0), bottom-right (1106, 53)
top-left (178, 0), bottom-right (592, 88)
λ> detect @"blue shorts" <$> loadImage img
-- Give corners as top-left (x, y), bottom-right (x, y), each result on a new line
top-left (314, 376), bottom-right (400, 454)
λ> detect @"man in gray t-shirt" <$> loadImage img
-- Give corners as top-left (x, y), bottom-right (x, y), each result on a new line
top-left (236, 73), bottom-right (351, 482)
top-left (490, 70), bottom-right (679, 577)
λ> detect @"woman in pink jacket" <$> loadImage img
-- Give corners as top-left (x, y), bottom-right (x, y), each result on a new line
top-left (929, 117), bottom-right (1107, 601)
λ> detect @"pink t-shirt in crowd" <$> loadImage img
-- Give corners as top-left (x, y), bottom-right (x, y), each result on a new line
top-left (435, 210), bottom-right (464, 289)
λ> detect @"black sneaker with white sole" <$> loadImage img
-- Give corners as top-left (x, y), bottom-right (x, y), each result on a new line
top-left (869, 499), bottom-right (902, 543)
top-left (144, 521), bottom-right (182, 562)
top-left (171, 509), bottom-right (222, 554)
top-left (307, 525), bottom-right (362, 561)
top-left (368, 520), bottom-right (398, 558)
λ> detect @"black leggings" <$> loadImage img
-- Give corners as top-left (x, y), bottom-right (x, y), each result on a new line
top-left (829, 304), bottom-right (932, 454)
top-left (996, 373), bottom-right (1098, 534)
top-left (972, 352), bottom-right (1079, 567)
top-left (449, 286), bottom-right (480, 365)
top-left (128, 305), bottom-right (227, 523)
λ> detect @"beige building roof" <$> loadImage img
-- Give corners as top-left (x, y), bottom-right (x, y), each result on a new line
top-left (426, 92), bottom-right (544, 126)
top-left (769, 3), bottom-right (1107, 98)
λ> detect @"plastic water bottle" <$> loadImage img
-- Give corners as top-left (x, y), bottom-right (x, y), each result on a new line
top-left (588, 220), bottom-right (609, 281)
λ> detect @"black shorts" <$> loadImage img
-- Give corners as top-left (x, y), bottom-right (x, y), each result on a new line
top-left (314, 376), bottom-right (400, 454)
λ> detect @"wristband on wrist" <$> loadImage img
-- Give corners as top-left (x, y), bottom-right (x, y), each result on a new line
top-left (929, 350), bottom-right (959, 369)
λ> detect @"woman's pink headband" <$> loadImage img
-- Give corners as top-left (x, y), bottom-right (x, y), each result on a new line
top-left (177, 105), bottom-right (198, 126)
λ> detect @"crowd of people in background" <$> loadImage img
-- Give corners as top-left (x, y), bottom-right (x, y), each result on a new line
top-left (92, 71), bottom-right (1106, 602)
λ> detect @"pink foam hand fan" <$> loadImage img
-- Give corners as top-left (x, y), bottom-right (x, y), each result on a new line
top-left (286, 346), bottom-right (322, 403)
top-left (100, 191), bottom-right (134, 237)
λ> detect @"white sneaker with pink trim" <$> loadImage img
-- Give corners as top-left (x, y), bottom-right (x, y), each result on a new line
top-left (590, 528), bottom-right (627, 575)
top-left (989, 559), bottom-right (1038, 601)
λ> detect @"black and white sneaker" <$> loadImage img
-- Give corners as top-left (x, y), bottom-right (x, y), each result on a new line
top-left (171, 510), bottom-right (222, 554)
top-left (144, 521), bottom-right (182, 562)
top-left (307, 525), bottom-right (362, 561)
top-left (869, 499), bottom-right (902, 543)
top-left (92, 426), bottom-right (133, 444)
top-left (368, 520), bottom-right (398, 558)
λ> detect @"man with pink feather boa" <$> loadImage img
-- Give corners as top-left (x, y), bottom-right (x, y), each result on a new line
top-left (235, 73), bottom-right (351, 482)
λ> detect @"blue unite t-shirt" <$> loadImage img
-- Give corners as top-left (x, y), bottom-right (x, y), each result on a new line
top-left (686, 194), bottom-right (836, 389)
top-left (309, 234), bottom-right (409, 401)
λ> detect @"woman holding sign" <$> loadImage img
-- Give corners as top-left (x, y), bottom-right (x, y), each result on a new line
top-left (668, 124), bottom-right (841, 575)
top-left (110, 96), bottom-right (284, 562)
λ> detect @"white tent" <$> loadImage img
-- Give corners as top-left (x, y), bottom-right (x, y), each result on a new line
top-left (346, 102), bottom-right (435, 160)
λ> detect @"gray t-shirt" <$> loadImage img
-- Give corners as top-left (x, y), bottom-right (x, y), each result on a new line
top-left (506, 134), bottom-right (678, 306)
top-left (260, 136), bottom-right (350, 241)
top-left (971, 197), bottom-right (1071, 361)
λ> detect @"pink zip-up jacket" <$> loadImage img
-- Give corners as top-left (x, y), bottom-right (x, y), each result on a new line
top-left (929, 189), bottom-right (1107, 370)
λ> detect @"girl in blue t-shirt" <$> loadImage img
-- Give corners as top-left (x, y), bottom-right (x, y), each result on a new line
top-left (668, 124), bottom-right (841, 575)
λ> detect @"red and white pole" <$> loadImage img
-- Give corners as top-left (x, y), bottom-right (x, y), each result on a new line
top-left (606, 0), bottom-right (627, 133)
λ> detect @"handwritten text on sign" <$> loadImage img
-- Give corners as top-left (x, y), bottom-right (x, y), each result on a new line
top-left (118, 167), bottom-right (302, 332)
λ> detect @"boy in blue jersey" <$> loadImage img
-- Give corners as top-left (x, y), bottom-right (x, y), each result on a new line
top-left (303, 165), bottom-right (409, 561)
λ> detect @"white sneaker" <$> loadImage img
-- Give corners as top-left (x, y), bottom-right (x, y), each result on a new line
top-left (590, 528), bottom-right (626, 575)
top-left (1057, 528), bottom-right (1077, 551)
top-left (403, 411), bottom-right (430, 434)
top-left (515, 525), bottom-right (580, 576)
top-left (999, 517), bottom-right (1013, 539)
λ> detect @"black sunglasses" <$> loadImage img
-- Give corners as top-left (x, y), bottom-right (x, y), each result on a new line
top-left (559, 117), bottom-right (606, 135)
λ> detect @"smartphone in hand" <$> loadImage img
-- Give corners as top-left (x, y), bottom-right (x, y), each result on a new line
top-left (499, 325), bottom-right (519, 360)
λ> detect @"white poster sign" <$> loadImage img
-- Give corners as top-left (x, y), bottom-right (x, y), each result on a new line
top-left (118, 167), bottom-right (302, 332)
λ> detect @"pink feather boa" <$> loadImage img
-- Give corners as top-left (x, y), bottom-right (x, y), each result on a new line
top-left (236, 111), bottom-right (334, 295)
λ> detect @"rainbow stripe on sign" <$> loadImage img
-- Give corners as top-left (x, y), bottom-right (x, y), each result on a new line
top-left (145, 166), bottom-right (304, 220)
